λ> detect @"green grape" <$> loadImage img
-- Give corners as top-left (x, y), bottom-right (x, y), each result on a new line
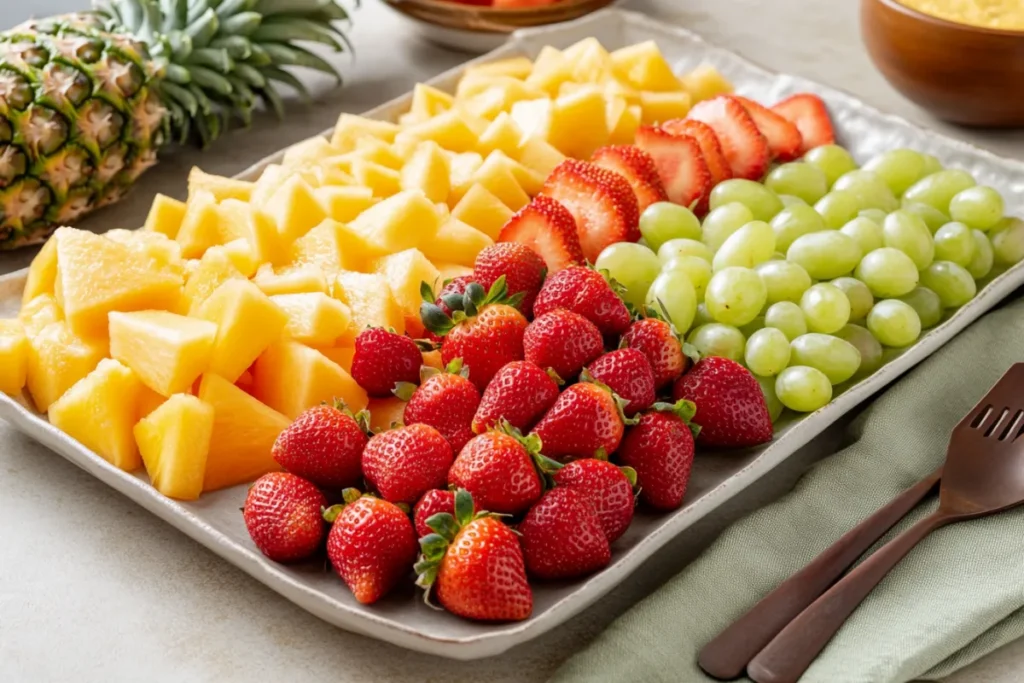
top-left (693, 302), bottom-right (714, 328)
top-left (739, 315), bottom-right (766, 338)
top-left (703, 202), bottom-right (756, 252)
top-left (814, 190), bottom-right (862, 229)
top-left (658, 238), bottom-right (713, 264)
top-left (804, 144), bottom-right (858, 186)
top-left (840, 217), bottom-right (885, 254)
top-left (883, 210), bottom-right (935, 270)
top-left (919, 261), bottom-right (977, 308)
top-left (646, 270), bottom-right (698, 334)
top-left (902, 202), bottom-right (950, 234)
top-left (932, 222), bottom-right (975, 267)
top-left (948, 186), bottom-right (1004, 231)
top-left (897, 286), bottom-right (943, 329)
top-left (990, 218), bottom-right (1024, 267)
top-left (705, 267), bottom-right (767, 327)
top-left (709, 179), bottom-right (784, 222)
top-left (835, 324), bottom-right (884, 376)
top-left (775, 366), bottom-right (833, 413)
top-left (919, 153), bottom-right (943, 176)
top-left (855, 247), bottom-right (919, 298)
top-left (639, 202), bottom-right (702, 250)
top-left (663, 255), bottom-right (712, 299)
top-left (789, 333), bottom-right (862, 385)
top-left (862, 149), bottom-right (926, 196)
top-left (595, 242), bottom-right (661, 309)
top-left (867, 300), bottom-right (922, 348)
top-left (858, 208), bottom-right (887, 224)
top-left (756, 260), bottom-right (812, 304)
top-left (687, 323), bottom-right (746, 362)
top-left (770, 204), bottom-right (827, 252)
top-left (765, 162), bottom-right (829, 204)
top-left (712, 220), bottom-right (776, 271)
top-left (786, 231), bottom-right (863, 280)
top-left (902, 169), bottom-right (976, 213)
top-left (966, 229), bottom-right (995, 280)
top-left (832, 170), bottom-right (899, 212)
top-left (779, 195), bottom-right (808, 207)
top-left (745, 328), bottom-right (792, 377)
top-left (755, 374), bottom-right (786, 422)
top-left (831, 277), bottom-right (874, 321)
top-left (764, 301), bottom-right (808, 340)
top-left (800, 283), bottom-right (851, 334)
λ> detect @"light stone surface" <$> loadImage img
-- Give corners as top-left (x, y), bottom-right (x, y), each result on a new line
top-left (2, 1), bottom-right (1023, 681)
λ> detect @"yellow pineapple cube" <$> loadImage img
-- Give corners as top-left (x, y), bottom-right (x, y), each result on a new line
top-left (315, 186), bottom-right (377, 223)
top-left (456, 87), bottom-right (512, 121)
top-left (175, 190), bottom-right (243, 259)
top-left (434, 263), bottom-right (474, 283)
top-left (477, 112), bottom-right (523, 157)
top-left (289, 219), bottom-right (371, 277)
top-left (182, 248), bottom-right (245, 316)
top-left (395, 110), bottom-right (479, 154)
top-left (227, 203), bottom-right (287, 268)
top-left (195, 279), bottom-right (289, 383)
top-left (463, 152), bottom-right (530, 210)
top-left (611, 41), bottom-right (684, 92)
top-left (354, 137), bottom-right (405, 170)
top-left (252, 341), bottom-right (368, 419)
top-left (411, 82), bottom-right (456, 120)
top-left (608, 100), bottom-right (642, 145)
top-left (252, 264), bottom-right (330, 296)
top-left (640, 90), bottom-right (692, 125)
top-left (0, 319), bottom-right (29, 396)
top-left (135, 394), bottom-right (215, 501)
top-left (271, 293), bottom-right (354, 347)
top-left (501, 155), bottom-right (545, 196)
top-left (137, 386), bottom-right (167, 419)
top-left (564, 38), bottom-right (616, 83)
top-left (250, 164), bottom-right (295, 207)
top-left (22, 238), bottom-right (57, 304)
top-left (25, 322), bottom-right (106, 413)
top-left (552, 87), bottom-right (610, 159)
top-left (143, 194), bottom-right (188, 239)
top-left (525, 46), bottom-right (573, 95)
top-left (465, 56), bottom-right (534, 80)
top-left (680, 63), bottom-right (734, 103)
top-left (282, 136), bottom-right (341, 167)
top-left (331, 114), bottom-right (401, 152)
top-left (517, 136), bottom-right (565, 179)
top-left (351, 158), bottom-right (402, 198)
top-left (447, 152), bottom-right (485, 205)
top-left (374, 248), bottom-right (442, 322)
top-left (264, 174), bottom-right (326, 242)
top-left (421, 219), bottom-right (494, 268)
top-left (400, 141), bottom-right (451, 204)
top-left (19, 294), bottom-right (63, 336)
top-left (188, 167), bottom-right (253, 202)
top-left (315, 345), bottom-right (355, 373)
top-left (451, 184), bottom-right (515, 240)
top-left (213, 239), bottom-right (259, 278)
top-left (109, 311), bottom-right (218, 396)
top-left (349, 190), bottom-right (441, 255)
top-left (308, 161), bottom-right (357, 188)
top-left (367, 396), bottom-right (407, 432)
top-left (333, 271), bottom-right (405, 334)
top-left (105, 229), bottom-right (185, 276)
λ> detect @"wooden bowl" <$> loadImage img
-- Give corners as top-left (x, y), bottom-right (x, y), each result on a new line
top-left (861, 0), bottom-right (1024, 127)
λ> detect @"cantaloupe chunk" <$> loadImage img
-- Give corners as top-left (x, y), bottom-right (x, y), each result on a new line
top-left (349, 190), bottom-right (441, 255)
top-left (182, 248), bottom-right (245, 316)
top-left (187, 167), bottom-right (254, 202)
top-left (315, 346), bottom-right (355, 373)
top-left (289, 219), bottom-right (371, 277)
top-left (374, 249), bottom-right (442, 324)
top-left (25, 322), bottom-right (106, 413)
top-left (465, 56), bottom-right (534, 80)
top-left (421, 219), bottom-right (494, 268)
top-left (48, 359), bottom-right (144, 471)
top-left (680, 63), bottom-right (734, 103)
top-left (410, 83), bottom-right (455, 121)
top-left (333, 271), bottom-right (405, 334)
top-left (22, 238), bottom-right (57, 304)
top-left (252, 264), bottom-right (330, 296)
top-left (265, 174), bottom-right (326, 243)
top-left (451, 184), bottom-right (515, 241)
top-left (0, 319), bottom-right (29, 396)
top-left (611, 41), bottom-right (684, 92)
top-left (315, 186), bottom-right (377, 223)
top-left (271, 293), bottom-right (353, 347)
top-left (640, 90), bottom-right (692, 125)
top-left (331, 114), bottom-right (401, 152)
top-left (367, 396), bottom-right (407, 432)
top-left (396, 110), bottom-right (479, 154)
top-left (109, 311), bottom-right (218, 397)
top-left (143, 194), bottom-right (188, 239)
top-left (135, 394), bottom-right (215, 501)
top-left (198, 373), bottom-right (288, 492)
top-left (252, 341), bottom-right (368, 419)
top-left (19, 294), bottom-right (63, 336)
top-left (400, 142), bottom-right (451, 204)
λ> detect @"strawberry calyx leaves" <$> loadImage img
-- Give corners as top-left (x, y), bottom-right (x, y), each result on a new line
top-left (545, 367), bottom-right (566, 386)
top-left (651, 399), bottom-right (702, 438)
top-left (579, 368), bottom-right (641, 426)
top-left (322, 488), bottom-right (366, 523)
top-left (494, 419), bottom-right (563, 487)
top-left (420, 276), bottom-right (524, 337)
top-left (325, 400), bottom-right (374, 435)
top-left (682, 342), bottom-right (701, 367)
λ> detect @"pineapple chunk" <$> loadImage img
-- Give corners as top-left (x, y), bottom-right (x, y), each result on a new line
top-left (231, 204), bottom-right (287, 268)
top-left (434, 263), bottom-right (474, 283)
top-left (316, 346), bottom-right (355, 373)
top-left (400, 141), bottom-right (451, 204)
top-left (333, 271), bottom-right (405, 334)
top-left (182, 248), bottom-right (246, 316)
top-left (367, 396), bottom-right (407, 432)
top-left (195, 279), bottom-right (289, 383)
top-left (252, 264), bottom-right (330, 296)
top-left (331, 114), bottom-right (401, 152)
top-left (680, 63), bottom-right (734, 103)
top-left (105, 229), bottom-right (185, 275)
top-left (198, 373), bottom-right (288, 492)
top-left (411, 83), bottom-right (455, 120)
top-left (447, 152), bottom-right (485, 205)
top-left (175, 190), bottom-right (244, 259)
top-left (354, 137), bottom-right (405, 170)
top-left (290, 219), bottom-right (372, 277)
top-left (188, 167), bottom-right (253, 202)
top-left (525, 46), bottom-right (574, 95)
top-left (19, 294), bottom-right (63, 336)
top-left (250, 164), bottom-right (295, 207)
top-left (395, 110), bottom-right (479, 154)
top-left (640, 90), bottom-right (692, 125)
top-left (517, 136), bottom-right (565, 179)
top-left (450, 184), bottom-right (515, 241)
top-left (421, 219), bottom-right (494, 268)
top-left (501, 155), bottom-right (545, 196)
top-left (0, 319), bottom-right (29, 396)
top-left (25, 322), bottom-right (106, 413)
top-left (608, 100), bottom-right (642, 145)
top-left (349, 190), bottom-right (441, 255)
top-left (282, 136), bottom-right (341, 167)
top-left (144, 194), bottom-right (188, 239)
top-left (564, 38), bottom-right (617, 83)
top-left (351, 158), bottom-right (402, 198)
top-left (553, 87), bottom-right (610, 159)
top-left (315, 186), bottom-right (377, 223)
top-left (48, 359), bottom-right (144, 471)
top-left (135, 394), bottom-right (215, 501)
top-left (137, 386), bottom-right (167, 419)
top-left (22, 238), bottom-right (57, 303)
top-left (461, 152), bottom-right (530, 210)
top-left (109, 311), bottom-right (218, 397)
top-left (214, 239), bottom-right (259, 278)
top-left (271, 293), bottom-right (354, 347)
top-left (465, 56), bottom-right (534, 80)
top-left (265, 174), bottom-right (326, 242)
top-left (252, 341), bottom-right (368, 419)
top-left (611, 41), bottom-right (684, 92)
top-left (374, 249), bottom-right (442, 323)
top-left (477, 113), bottom-right (523, 158)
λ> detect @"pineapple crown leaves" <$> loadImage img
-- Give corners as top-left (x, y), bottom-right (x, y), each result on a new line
top-left (650, 399), bottom-right (701, 439)
top-left (420, 276), bottom-right (523, 338)
top-left (579, 368), bottom-right (640, 427)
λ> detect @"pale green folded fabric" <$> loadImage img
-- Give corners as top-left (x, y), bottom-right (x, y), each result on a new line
top-left (550, 295), bottom-right (1024, 683)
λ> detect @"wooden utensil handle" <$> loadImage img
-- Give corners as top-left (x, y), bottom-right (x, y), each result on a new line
top-left (746, 509), bottom-right (953, 683)
top-left (698, 468), bottom-right (941, 680)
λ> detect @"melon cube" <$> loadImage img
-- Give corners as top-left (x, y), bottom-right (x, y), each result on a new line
top-left (188, 167), bottom-right (253, 202)
top-left (608, 99), bottom-right (642, 145)
top-left (374, 249), bottom-right (442, 322)
top-left (25, 322), bottom-right (106, 413)
top-left (349, 190), bottom-right (441, 255)
top-left (252, 341), bottom-right (368, 419)
top-left (351, 158), bottom-right (402, 198)
top-left (0, 319), bottom-right (29, 396)
top-left (450, 184), bottom-right (514, 241)
top-left (265, 174), bottom-right (326, 242)
top-left (252, 264), bottom-right (330, 296)
top-left (109, 311), bottom-right (218, 397)
top-left (19, 294), bottom-right (63, 336)
top-left (333, 271), bottom-right (405, 334)
top-left (477, 112), bottom-right (523, 158)
top-left (421, 219), bottom-right (494, 268)
top-left (22, 238), bottom-right (57, 303)
top-left (395, 110), bottom-right (479, 154)
top-left (611, 41), bottom-right (684, 92)
top-left (640, 90), bottom-right (692, 125)
top-left (143, 194), bottom-right (187, 239)
top-left (367, 396), bottom-right (407, 432)
top-left (182, 248), bottom-right (246, 316)
top-left (282, 136), bottom-right (340, 167)
top-left (290, 219), bottom-right (371, 277)
top-left (400, 141), bottom-right (451, 204)
top-left (271, 293), bottom-right (354, 347)
top-left (517, 136), bottom-right (565, 179)
top-left (331, 114), bottom-right (401, 152)
top-left (465, 56), bottom-right (534, 80)
top-left (315, 186), bottom-right (376, 223)
top-left (135, 394), bottom-right (215, 501)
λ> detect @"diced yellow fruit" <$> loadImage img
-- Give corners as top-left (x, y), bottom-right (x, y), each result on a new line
top-left (182, 248), bottom-right (245, 316)
top-left (680, 63), bottom-right (734, 103)
top-left (501, 155), bottom-right (545, 196)
top-left (265, 174), bottom-right (326, 242)
top-left (316, 345), bottom-right (355, 373)
top-left (563, 37), bottom-right (616, 83)
top-left (195, 280), bottom-right (289, 383)
top-left (421, 219), bottom-right (494, 268)
top-left (333, 271), bottom-right (405, 334)
top-left (331, 114), bottom-right (401, 152)
top-left (137, 386), bottom-right (167, 419)
top-left (367, 396), bottom-right (407, 432)
top-left (464, 152), bottom-right (530, 210)
top-left (509, 98), bottom-right (552, 144)
top-left (143, 194), bottom-right (188, 239)
top-left (105, 229), bottom-right (185, 276)
top-left (399, 111), bottom-right (425, 127)
top-left (351, 158), bottom-right (402, 198)
top-left (516, 136), bottom-right (566, 179)
top-left (211, 239), bottom-right (258, 278)
top-left (188, 167), bottom-right (253, 202)
top-left (400, 141), bottom-right (451, 204)
top-left (456, 87), bottom-right (510, 121)
top-left (198, 373), bottom-right (288, 492)
top-left (354, 137), bottom-right (405, 170)
top-left (450, 184), bottom-right (515, 241)
top-left (447, 152), bottom-right (485, 206)
top-left (271, 293), bottom-right (353, 347)
top-left (374, 249), bottom-right (442, 322)
top-left (315, 186), bottom-right (377, 223)
top-left (410, 83), bottom-right (455, 121)
top-left (525, 46), bottom-right (573, 95)
top-left (422, 349), bottom-right (444, 371)
top-left (54, 228), bottom-right (183, 340)
top-left (22, 238), bottom-right (57, 303)
top-left (349, 190), bottom-right (441, 255)
top-left (289, 219), bottom-right (370, 277)
top-left (175, 191), bottom-right (243, 259)
top-left (640, 90), bottom-right (692, 125)
top-left (477, 112), bottom-right (523, 157)
top-left (395, 110), bottom-right (479, 154)
top-left (282, 136), bottom-right (341, 167)
top-left (19, 294), bottom-right (63, 336)
top-left (457, 73), bottom-right (535, 101)
top-left (250, 164), bottom-right (294, 207)
top-left (465, 56), bottom-right (534, 80)
top-left (235, 370), bottom-right (255, 393)
top-left (552, 88), bottom-right (609, 159)
top-left (434, 263), bottom-right (474, 283)
top-left (252, 263), bottom-right (329, 296)
top-left (308, 161), bottom-right (357, 188)
top-left (25, 322), bottom-right (106, 413)
top-left (109, 311), bottom-right (218, 397)
top-left (611, 40), bottom-right (684, 92)
top-left (608, 99), bottom-right (642, 145)
top-left (0, 319), bottom-right (29, 396)
top-left (252, 341), bottom-right (368, 419)
top-left (135, 394), bottom-right (215, 501)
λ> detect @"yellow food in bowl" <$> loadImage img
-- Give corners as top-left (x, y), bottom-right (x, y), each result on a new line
top-left (897, 0), bottom-right (1024, 31)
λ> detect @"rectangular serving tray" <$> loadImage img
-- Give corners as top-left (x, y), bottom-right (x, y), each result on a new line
top-left (3, 8), bottom-right (1024, 661)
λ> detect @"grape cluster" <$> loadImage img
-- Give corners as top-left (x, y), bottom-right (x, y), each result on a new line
top-left (595, 145), bottom-right (1023, 418)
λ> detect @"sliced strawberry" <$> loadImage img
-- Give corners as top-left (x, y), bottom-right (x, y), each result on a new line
top-left (498, 195), bottom-right (585, 273)
top-left (661, 119), bottom-right (732, 186)
top-left (634, 125), bottom-right (712, 214)
top-left (540, 160), bottom-right (640, 263)
top-left (771, 93), bottom-right (836, 154)
top-left (590, 145), bottom-right (669, 214)
top-left (729, 95), bottom-right (803, 162)
top-left (686, 96), bottom-right (770, 181)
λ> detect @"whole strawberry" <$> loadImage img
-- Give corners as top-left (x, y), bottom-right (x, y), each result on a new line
top-left (351, 328), bottom-right (424, 397)
top-left (586, 348), bottom-right (656, 416)
top-left (523, 309), bottom-right (604, 381)
top-left (362, 423), bottom-right (454, 504)
top-left (243, 472), bottom-right (327, 563)
top-left (416, 489), bottom-right (532, 621)
top-left (414, 489), bottom-right (455, 538)
top-left (619, 401), bottom-right (698, 511)
top-left (553, 459), bottom-right (636, 543)
top-left (518, 487), bottom-right (611, 580)
top-left (472, 361), bottom-right (560, 434)
top-left (271, 402), bottom-right (369, 489)
top-left (423, 275), bottom-right (473, 345)
top-left (672, 356), bottom-right (773, 448)
top-left (397, 359), bottom-right (480, 455)
top-left (473, 243), bottom-right (546, 318)
top-left (532, 265), bottom-right (631, 337)
top-left (325, 489), bottom-right (418, 604)
top-left (621, 316), bottom-right (688, 389)
top-left (530, 378), bottom-right (631, 461)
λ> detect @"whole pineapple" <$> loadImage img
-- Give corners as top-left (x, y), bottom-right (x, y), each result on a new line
top-left (0, 0), bottom-right (355, 249)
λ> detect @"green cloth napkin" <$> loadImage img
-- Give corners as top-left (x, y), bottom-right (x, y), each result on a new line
top-left (551, 295), bottom-right (1024, 683)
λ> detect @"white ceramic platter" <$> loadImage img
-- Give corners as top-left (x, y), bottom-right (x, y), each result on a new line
top-left (3, 8), bottom-right (1024, 661)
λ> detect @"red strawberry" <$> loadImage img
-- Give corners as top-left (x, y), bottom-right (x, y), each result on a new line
top-left (397, 359), bottom-right (480, 455)
top-left (540, 159), bottom-right (640, 262)
top-left (530, 379), bottom-right (630, 461)
top-left (271, 402), bottom-right (368, 489)
top-left (621, 317), bottom-right (687, 390)
top-left (772, 92), bottom-right (835, 153)
top-left (421, 277), bottom-right (528, 392)
top-left (243, 472), bottom-right (327, 563)
top-left (591, 144), bottom-right (669, 213)
top-left (472, 360), bottom-right (561, 434)
top-left (687, 96), bottom-right (770, 181)
top-left (416, 489), bottom-right (532, 621)
top-left (523, 310), bottom-right (604, 381)
top-left (586, 348), bottom-right (656, 416)
top-left (730, 95), bottom-right (803, 162)
top-left (553, 458), bottom-right (636, 543)
top-left (473, 243), bottom-right (546, 318)
top-left (351, 328), bottom-right (423, 398)
top-left (518, 487), bottom-right (611, 580)
top-left (414, 488), bottom-right (455, 538)
top-left (661, 118), bottom-right (732, 186)
top-left (423, 276), bottom-right (473, 345)
top-left (618, 401), bottom-right (698, 510)
top-left (532, 265), bottom-right (631, 337)
top-left (325, 490), bottom-right (418, 604)
top-left (672, 356), bottom-right (773, 448)
top-left (498, 195), bottom-right (585, 274)
top-left (634, 125), bottom-right (712, 213)
top-left (362, 423), bottom-right (454, 504)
